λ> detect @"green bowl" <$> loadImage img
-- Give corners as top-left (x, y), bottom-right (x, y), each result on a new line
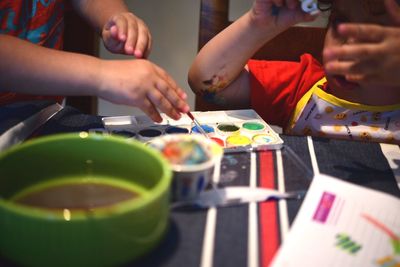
top-left (0, 133), bottom-right (172, 267)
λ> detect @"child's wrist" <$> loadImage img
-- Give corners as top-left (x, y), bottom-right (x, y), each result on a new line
top-left (94, 59), bottom-right (109, 98)
top-left (244, 12), bottom-right (285, 43)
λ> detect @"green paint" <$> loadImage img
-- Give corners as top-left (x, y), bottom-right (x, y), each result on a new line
top-left (217, 124), bottom-right (240, 132)
top-left (243, 122), bottom-right (265, 131)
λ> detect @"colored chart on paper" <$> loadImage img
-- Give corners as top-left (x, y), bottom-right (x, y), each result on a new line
top-left (361, 213), bottom-right (400, 267)
top-left (271, 174), bottom-right (400, 267)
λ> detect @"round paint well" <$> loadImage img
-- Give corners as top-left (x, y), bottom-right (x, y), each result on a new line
top-left (138, 128), bottom-right (163, 141)
top-left (191, 125), bottom-right (214, 134)
top-left (226, 135), bottom-right (252, 147)
top-left (252, 134), bottom-right (278, 144)
top-left (111, 130), bottom-right (136, 138)
top-left (165, 126), bottom-right (189, 134)
top-left (210, 137), bottom-right (225, 147)
top-left (216, 124), bottom-right (240, 136)
top-left (242, 121), bottom-right (265, 131)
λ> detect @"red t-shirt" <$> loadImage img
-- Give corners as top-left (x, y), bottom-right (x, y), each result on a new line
top-left (248, 53), bottom-right (325, 129)
top-left (0, 0), bottom-right (65, 105)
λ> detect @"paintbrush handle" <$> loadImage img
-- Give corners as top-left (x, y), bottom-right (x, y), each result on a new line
top-left (187, 112), bottom-right (209, 138)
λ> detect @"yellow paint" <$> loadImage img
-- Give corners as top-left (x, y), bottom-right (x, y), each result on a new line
top-left (226, 135), bottom-right (252, 147)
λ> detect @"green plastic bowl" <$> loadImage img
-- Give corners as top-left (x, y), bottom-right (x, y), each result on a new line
top-left (0, 133), bottom-right (172, 267)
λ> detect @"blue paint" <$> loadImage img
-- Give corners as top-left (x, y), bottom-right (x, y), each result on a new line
top-left (191, 125), bottom-right (214, 134)
top-left (165, 126), bottom-right (189, 134)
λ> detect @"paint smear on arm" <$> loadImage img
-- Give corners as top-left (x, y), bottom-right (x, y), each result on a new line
top-left (201, 74), bottom-right (228, 105)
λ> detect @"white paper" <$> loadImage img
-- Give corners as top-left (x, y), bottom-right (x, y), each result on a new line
top-left (272, 174), bottom-right (400, 267)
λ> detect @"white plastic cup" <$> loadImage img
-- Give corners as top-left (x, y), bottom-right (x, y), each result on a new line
top-left (148, 134), bottom-right (223, 201)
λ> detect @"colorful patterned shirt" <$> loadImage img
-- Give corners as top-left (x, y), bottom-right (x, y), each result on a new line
top-left (0, 0), bottom-right (64, 105)
top-left (248, 54), bottom-right (400, 144)
top-left (287, 78), bottom-right (400, 144)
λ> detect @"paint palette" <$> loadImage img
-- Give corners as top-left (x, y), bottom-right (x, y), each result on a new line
top-left (100, 109), bottom-right (283, 152)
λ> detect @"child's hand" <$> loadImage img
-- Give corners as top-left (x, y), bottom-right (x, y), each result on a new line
top-left (323, 24), bottom-right (400, 87)
top-left (102, 12), bottom-right (151, 58)
top-left (98, 59), bottom-right (190, 122)
top-left (249, 0), bottom-right (316, 30)
top-left (323, 0), bottom-right (400, 87)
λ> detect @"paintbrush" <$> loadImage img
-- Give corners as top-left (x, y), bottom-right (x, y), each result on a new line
top-left (187, 111), bottom-right (209, 139)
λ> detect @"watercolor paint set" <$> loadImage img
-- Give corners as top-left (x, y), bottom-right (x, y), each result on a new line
top-left (100, 109), bottom-right (284, 152)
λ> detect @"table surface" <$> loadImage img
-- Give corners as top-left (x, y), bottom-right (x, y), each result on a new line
top-left (1, 101), bottom-right (399, 267)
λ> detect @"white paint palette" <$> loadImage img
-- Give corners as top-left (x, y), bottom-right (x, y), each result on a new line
top-left (101, 109), bottom-right (284, 152)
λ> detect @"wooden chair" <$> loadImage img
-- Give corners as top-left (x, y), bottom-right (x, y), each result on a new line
top-left (196, 0), bottom-right (327, 111)
top-left (63, 9), bottom-right (99, 115)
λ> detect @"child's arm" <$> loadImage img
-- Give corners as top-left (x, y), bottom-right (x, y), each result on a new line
top-left (323, 0), bottom-right (400, 87)
top-left (188, 0), bottom-right (315, 108)
top-left (70, 0), bottom-right (151, 58)
top-left (0, 34), bottom-right (189, 122)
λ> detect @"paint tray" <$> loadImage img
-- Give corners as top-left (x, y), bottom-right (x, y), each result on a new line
top-left (101, 109), bottom-right (284, 152)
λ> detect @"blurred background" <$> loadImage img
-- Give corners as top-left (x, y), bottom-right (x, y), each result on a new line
top-left (98, 0), bottom-right (329, 116)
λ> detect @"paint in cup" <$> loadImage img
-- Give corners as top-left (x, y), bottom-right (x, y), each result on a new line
top-left (165, 126), bottom-right (189, 134)
top-left (252, 133), bottom-right (278, 144)
top-left (226, 135), bottom-right (252, 147)
top-left (147, 134), bottom-right (223, 201)
top-left (216, 124), bottom-right (240, 136)
top-left (191, 124), bottom-right (214, 134)
top-left (210, 137), bottom-right (225, 147)
top-left (138, 128), bottom-right (163, 141)
top-left (242, 121), bottom-right (266, 132)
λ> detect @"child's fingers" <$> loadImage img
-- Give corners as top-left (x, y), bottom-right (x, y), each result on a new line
top-left (124, 19), bottom-right (139, 55)
top-left (143, 32), bottom-right (153, 59)
top-left (323, 44), bottom-right (383, 62)
top-left (132, 23), bottom-right (151, 58)
top-left (155, 79), bottom-right (189, 113)
top-left (324, 60), bottom-right (352, 75)
top-left (154, 66), bottom-right (189, 110)
top-left (112, 16), bottom-right (128, 41)
top-left (102, 26), bottom-right (125, 52)
top-left (151, 69), bottom-right (189, 112)
top-left (147, 89), bottom-right (182, 120)
top-left (155, 66), bottom-right (180, 90)
top-left (137, 98), bottom-right (163, 122)
top-left (110, 25), bottom-right (119, 39)
top-left (325, 59), bottom-right (378, 76)
top-left (344, 74), bottom-right (366, 83)
top-left (337, 24), bottom-right (385, 43)
top-left (102, 21), bottom-right (118, 40)
top-left (103, 19), bottom-right (115, 31)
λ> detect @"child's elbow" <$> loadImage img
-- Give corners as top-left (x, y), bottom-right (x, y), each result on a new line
top-left (187, 64), bottom-right (205, 96)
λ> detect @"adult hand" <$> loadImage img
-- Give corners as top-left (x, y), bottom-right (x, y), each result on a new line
top-left (323, 0), bottom-right (400, 87)
top-left (97, 59), bottom-right (189, 122)
top-left (102, 12), bottom-right (152, 58)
